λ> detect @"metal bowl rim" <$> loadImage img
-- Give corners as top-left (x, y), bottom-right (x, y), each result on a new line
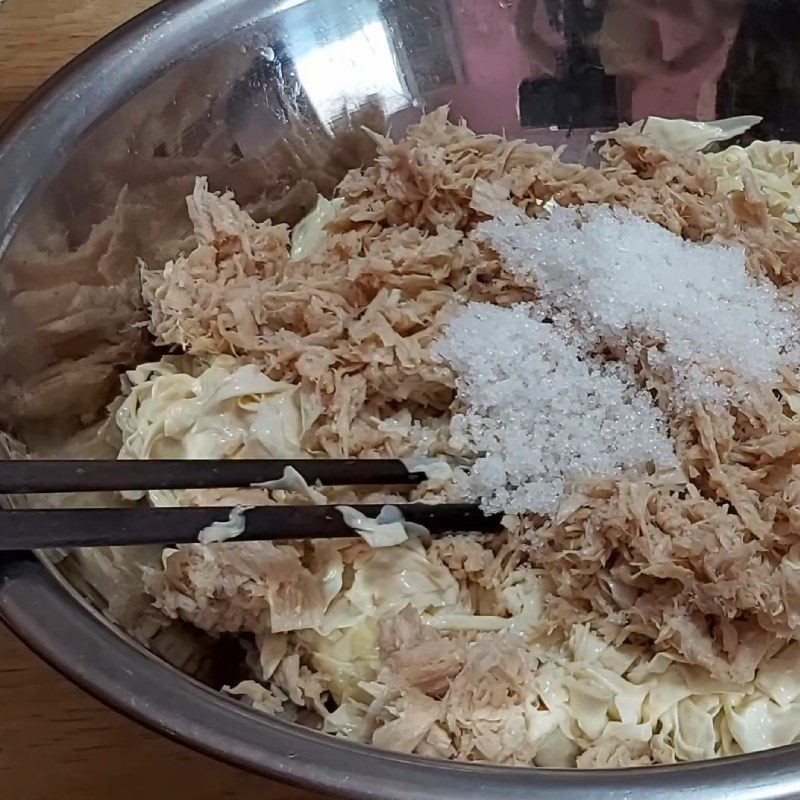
top-left (2, 2), bottom-right (800, 797)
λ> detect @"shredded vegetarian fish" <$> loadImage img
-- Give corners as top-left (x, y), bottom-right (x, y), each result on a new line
top-left (110, 108), bottom-right (800, 767)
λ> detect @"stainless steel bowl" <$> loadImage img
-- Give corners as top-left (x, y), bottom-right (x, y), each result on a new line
top-left (2, 1), bottom-right (800, 797)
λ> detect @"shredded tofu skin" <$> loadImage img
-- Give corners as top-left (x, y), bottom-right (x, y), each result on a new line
top-left (110, 107), bottom-right (800, 767)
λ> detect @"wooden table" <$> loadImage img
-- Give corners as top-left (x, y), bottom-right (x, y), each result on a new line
top-left (0, 626), bottom-right (325, 799)
top-left (0, 2), bottom-right (327, 797)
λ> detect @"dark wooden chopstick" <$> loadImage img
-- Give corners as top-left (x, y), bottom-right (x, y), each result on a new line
top-left (0, 504), bottom-right (503, 550)
top-left (0, 459), bottom-right (499, 549)
top-left (0, 459), bottom-right (426, 494)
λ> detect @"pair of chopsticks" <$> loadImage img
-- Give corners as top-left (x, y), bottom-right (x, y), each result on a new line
top-left (0, 460), bottom-right (502, 549)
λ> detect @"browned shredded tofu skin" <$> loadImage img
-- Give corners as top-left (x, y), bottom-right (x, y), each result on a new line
top-left (130, 108), bottom-right (800, 765)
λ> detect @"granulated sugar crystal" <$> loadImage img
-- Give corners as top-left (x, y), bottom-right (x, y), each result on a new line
top-left (475, 203), bottom-right (799, 405)
top-left (432, 303), bottom-right (678, 516)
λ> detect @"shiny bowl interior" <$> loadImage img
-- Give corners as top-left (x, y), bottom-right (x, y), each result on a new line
top-left (1, 1), bottom-right (800, 797)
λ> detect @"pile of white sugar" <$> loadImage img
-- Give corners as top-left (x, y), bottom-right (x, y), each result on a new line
top-left (475, 203), bottom-right (798, 405)
top-left (432, 303), bottom-right (678, 516)
top-left (434, 203), bottom-right (800, 516)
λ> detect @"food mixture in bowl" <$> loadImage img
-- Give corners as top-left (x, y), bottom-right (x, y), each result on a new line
top-left (88, 108), bottom-right (800, 766)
